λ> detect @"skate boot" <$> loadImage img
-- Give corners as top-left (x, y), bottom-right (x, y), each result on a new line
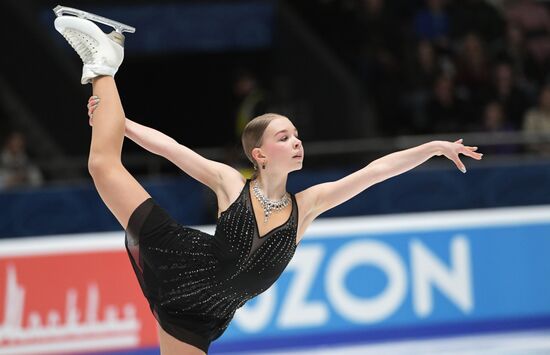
top-left (53, 5), bottom-right (136, 85)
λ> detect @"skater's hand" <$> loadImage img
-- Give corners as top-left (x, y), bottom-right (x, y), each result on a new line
top-left (87, 96), bottom-right (100, 126)
top-left (434, 139), bottom-right (483, 173)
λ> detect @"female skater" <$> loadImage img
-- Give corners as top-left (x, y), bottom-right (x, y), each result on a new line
top-left (54, 10), bottom-right (482, 355)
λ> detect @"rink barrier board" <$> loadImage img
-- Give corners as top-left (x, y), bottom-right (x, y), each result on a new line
top-left (0, 204), bottom-right (549, 354)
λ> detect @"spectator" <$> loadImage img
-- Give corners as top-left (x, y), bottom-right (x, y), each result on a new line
top-left (494, 22), bottom-right (537, 91)
top-left (522, 85), bottom-right (550, 155)
top-left (224, 69), bottom-right (271, 179)
top-left (0, 131), bottom-right (43, 189)
top-left (505, 0), bottom-right (550, 85)
top-left (231, 69), bottom-right (269, 142)
top-left (484, 61), bottom-right (531, 129)
top-left (403, 40), bottom-right (446, 133)
top-left (454, 32), bottom-right (492, 100)
top-left (482, 101), bottom-right (513, 131)
top-left (413, 0), bottom-right (450, 49)
top-left (477, 101), bottom-right (519, 154)
top-left (424, 74), bottom-right (471, 134)
top-left (407, 40), bottom-right (442, 91)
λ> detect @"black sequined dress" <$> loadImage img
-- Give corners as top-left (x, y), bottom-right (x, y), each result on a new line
top-left (124, 178), bottom-right (298, 353)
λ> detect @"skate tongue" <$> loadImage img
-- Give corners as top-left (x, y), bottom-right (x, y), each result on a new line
top-left (108, 31), bottom-right (125, 47)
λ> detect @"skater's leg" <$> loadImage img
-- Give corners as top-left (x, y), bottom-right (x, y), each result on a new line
top-left (54, 13), bottom-right (147, 228)
top-left (88, 76), bottom-right (150, 229)
top-left (157, 325), bottom-right (206, 355)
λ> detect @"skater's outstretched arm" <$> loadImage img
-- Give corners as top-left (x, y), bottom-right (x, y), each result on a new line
top-left (88, 96), bottom-right (239, 192)
top-left (303, 140), bottom-right (483, 220)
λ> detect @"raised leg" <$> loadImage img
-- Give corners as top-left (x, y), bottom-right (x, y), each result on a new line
top-left (88, 76), bottom-right (150, 229)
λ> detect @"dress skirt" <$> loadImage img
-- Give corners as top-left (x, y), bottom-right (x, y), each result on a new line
top-left (124, 197), bottom-right (230, 354)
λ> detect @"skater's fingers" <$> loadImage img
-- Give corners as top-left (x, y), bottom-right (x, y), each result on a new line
top-left (87, 101), bottom-right (99, 110)
top-left (88, 107), bottom-right (94, 124)
top-left (88, 98), bottom-right (100, 107)
top-left (452, 155), bottom-right (467, 173)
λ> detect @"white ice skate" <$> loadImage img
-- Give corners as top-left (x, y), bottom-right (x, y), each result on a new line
top-left (53, 5), bottom-right (136, 85)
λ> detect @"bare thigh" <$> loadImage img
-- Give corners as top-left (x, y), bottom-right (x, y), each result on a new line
top-left (157, 324), bottom-right (206, 355)
top-left (90, 162), bottom-right (151, 229)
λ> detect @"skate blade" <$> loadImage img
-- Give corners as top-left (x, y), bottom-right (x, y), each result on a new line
top-left (53, 5), bottom-right (135, 34)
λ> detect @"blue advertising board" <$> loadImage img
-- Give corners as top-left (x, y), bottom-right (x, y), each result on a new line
top-left (209, 205), bottom-right (550, 353)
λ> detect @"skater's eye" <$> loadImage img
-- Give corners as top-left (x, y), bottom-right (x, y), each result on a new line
top-left (281, 134), bottom-right (300, 142)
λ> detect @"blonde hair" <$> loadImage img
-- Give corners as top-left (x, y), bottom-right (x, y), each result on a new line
top-left (241, 113), bottom-right (286, 180)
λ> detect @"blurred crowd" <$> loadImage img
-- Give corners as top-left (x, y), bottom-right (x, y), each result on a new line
top-left (4, 0), bottom-right (550, 190)
top-left (292, 0), bottom-right (550, 155)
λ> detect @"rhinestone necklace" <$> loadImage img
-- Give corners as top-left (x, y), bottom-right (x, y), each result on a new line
top-left (252, 179), bottom-right (290, 223)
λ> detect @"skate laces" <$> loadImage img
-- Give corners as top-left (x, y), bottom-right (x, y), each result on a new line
top-left (61, 29), bottom-right (99, 64)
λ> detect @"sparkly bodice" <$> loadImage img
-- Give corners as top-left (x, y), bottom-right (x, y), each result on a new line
top-left (139, 178), bottom-right (299, 341)
top-left (211, 178), bottom-right (298, 291)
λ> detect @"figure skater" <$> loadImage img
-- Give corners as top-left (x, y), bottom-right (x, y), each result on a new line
top-left (53, 8), bottom-right (483, 355)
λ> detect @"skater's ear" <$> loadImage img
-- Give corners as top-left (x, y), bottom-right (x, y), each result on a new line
top-left (251, 147), bottom-right (266, 162)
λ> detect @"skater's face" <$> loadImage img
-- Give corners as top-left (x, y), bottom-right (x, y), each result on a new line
top-left (253, 117), bottom-right (303, 174)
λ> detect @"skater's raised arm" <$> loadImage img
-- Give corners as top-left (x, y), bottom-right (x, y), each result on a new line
top-left (123, 118), bottom-right (176, 156)
top-left (87, 97), bottom-right (238, 191)
top-left (304, 140), bottom-right (483, 220)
